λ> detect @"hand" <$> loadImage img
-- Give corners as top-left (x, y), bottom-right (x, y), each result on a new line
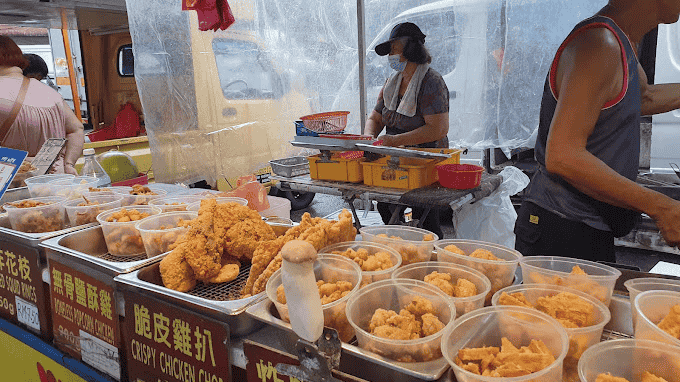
top-left (652, 199), bottom-right (680, 247)
top-left (63, 163), bottom-right (78, 175)
top-left (377, 134), bottom-right (399, 147)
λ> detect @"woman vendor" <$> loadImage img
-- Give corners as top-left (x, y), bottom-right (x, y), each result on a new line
top-left (364, 22), bottom-right (450, 238)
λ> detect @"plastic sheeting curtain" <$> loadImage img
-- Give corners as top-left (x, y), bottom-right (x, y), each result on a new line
top-left (126, 0), bottom-right (606, 184)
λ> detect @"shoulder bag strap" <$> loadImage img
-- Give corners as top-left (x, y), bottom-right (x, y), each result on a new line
top-left (0, 77), bottom-right (30, 145)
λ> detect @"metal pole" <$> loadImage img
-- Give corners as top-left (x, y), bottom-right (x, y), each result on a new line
top-left (60, 9), bottom-right (82, 122)
top-left (357, 0), bottom-right (367, 134)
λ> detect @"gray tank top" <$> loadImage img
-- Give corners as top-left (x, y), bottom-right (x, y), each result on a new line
top-left (526, 15), bottom-right (641, 231)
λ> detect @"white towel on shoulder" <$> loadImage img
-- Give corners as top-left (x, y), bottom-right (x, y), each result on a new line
top-left (382, 63), bottom-right (429, 117)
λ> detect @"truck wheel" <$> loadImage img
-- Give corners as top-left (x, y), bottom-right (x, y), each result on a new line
top-left (281, 191), bottom-right (315, 210)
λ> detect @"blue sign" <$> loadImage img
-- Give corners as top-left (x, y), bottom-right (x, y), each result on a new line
top-left (0, 147), bottom-right (29, 199)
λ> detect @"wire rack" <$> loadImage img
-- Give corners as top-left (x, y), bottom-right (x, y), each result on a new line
top-left (97, 252), bottom-right (148, 262)
top-left (186, 263), bottom-right (252, 301)
top-left (600, 329), bottom-right (634, 342)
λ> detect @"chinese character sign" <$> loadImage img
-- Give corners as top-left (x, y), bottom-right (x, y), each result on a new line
top-left (123, 291), bottom-right (230, 382)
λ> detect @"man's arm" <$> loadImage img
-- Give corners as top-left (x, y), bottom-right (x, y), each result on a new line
top-left (638, 63), bottom-right (680, 115)
top-left (60, 101), bottom-right (84, 175)
top-left (544, 28), bottom-right (680, 244)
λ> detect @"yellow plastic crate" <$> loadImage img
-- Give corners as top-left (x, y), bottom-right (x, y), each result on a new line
top-left (361, 148), bottom-right (462, 189)
top-left (308, 153), bottom-right (365, 183)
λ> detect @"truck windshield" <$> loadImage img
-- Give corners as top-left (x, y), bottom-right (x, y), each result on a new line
top-left (212, 39), bottom-right (279, 100)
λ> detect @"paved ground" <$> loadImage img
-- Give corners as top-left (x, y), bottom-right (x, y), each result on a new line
top-left (290, 193), bottom-right (680, 272)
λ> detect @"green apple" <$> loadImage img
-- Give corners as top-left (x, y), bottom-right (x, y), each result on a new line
top-left (97, 150), bottom-right (139, 183)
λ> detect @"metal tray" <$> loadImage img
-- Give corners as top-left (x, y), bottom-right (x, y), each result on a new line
top-left (246, 298), bottom-right (449, 382)
top-left (0, 186), bottom-right (30, 204)
top-left (114, 260), bottom-right (265, 337)
top-left (355, 144), bottom-right (452, 160)
top-left (270, 157), bottom-right (310, 178)
top-left (40, 225), bottom-right (164, 277)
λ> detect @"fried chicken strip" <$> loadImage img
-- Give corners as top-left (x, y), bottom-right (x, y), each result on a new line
top-left (159, 246), bottom-right (196, 292)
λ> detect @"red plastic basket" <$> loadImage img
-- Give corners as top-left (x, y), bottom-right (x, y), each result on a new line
top-left (436, 164), bottom-right (484, 189)
top-left (300, 111), bottom-right (349, 133)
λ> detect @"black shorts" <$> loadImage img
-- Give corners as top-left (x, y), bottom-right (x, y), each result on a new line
top-left (514, 201), bottom-right (615, 263)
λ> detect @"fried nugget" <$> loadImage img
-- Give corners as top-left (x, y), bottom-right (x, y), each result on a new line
top-left (498, 292), bottom-right (534, 308)
top-left (596, 374), bottom-right (631, 382)
top-left (641, 372), bottom-right (669, 382)
top-left (159, 248), bottom-right (196, 292)
top-left (658, 304), bottom-right (680, 339)
top-left (204, 257), bottom-right (240, 283)
top-left (444, 244), bottom-right (466, 256)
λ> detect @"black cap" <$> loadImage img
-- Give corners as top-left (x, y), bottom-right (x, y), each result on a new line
top-left (374, 22), bottom-right (426, 56)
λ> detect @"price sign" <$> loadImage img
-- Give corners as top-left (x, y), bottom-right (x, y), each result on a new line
top-left (0, 239), bottom-right (48, 338)
top-left (0, 147), bottom-right (28, 198)
top-left (122, 291), bottom-right (231, 382)
top-left (49, 260), bottom-right (120, 380)
top-left (15, 296), bottom-right (40, 331)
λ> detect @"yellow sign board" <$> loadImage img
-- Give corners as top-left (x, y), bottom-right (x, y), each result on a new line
top-left (0, 330), bottom-right (86, 382)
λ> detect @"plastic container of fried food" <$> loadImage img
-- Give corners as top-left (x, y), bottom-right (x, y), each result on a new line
top-left (434, 239), bottom-right (522, 304)
top-left (186, 197), bottom-right (248, 212)
top-left (633, 290), bottom-right (680, 348)
top-left (149, 195), bottom-right (204, 212)
top-left (442, 305), bottom-right (569, 382)
top-left (48, 176), bottom-right (100, 199)
top-left (319, 241), bottom-right (402, 287)
top-left (519, 256), bottom-right (621, 306)
top-left (359, 225), bottom-right (438, 265)
top-left (345, 278), bottom-right (456, 363)
top-left (624, 277), bottom-right (680, 329)
top-left (96, 205), bottom-right (161, 257)
top-left (24, 174), bottom-right (74, 197)
top-left (392, 261), bottom-right (490, 317)
top-left (135, 211), bottom-right (197, 258)
top-left (577, 339), bottom-right (680, 382)
top-left (111, 185), bottom-right (168, 206)
top-left (491, 284), bottom-right (611, 381)
top-left (266, 253), bottom-right (361, 343)
top-left (4, 196), bottom-right (67, 233)
top-left (63, 194), bottom-right (124, 226)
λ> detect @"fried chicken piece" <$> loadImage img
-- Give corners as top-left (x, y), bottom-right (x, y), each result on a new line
top-left (457, 338), bottom-right (555, 377)
top-left (224, 219), bottom-right (275, 260)
top-left (372, 325), bottom-right (414, 341)
top-left (658, 304), bottom-right (680, 339)
top-left (444, 244), bottom-right (466, 256)
top-left (458, 347), bottom-right (500, 363)
top-left (159, 247), bottom-right (196, 292)
top-left (421, 313), bottom-right (445, 336)
top-left (596, 374), bottom-right (631, 382)
top-left (469, 248), bottom-right (500, 261)
top-left (182, 201), bottom-right (222, 280)
top-left (535, 292), bottom-right (594, 328)
top-left (333, 248), bottom-right (393, 271)
top-left (204, 257), bottom-right (240, 283)
top-left (405, 295), bottom-right (436, 317)
top-left (212, 202), bottom-right (263, 247)
top-left (424, 271), bottom-right (455, 296)
top-left (641, 372), bottom-right (669, 382)
top-left (317, 280), bottom-right (354, 304)
top-left (571, 265), bottom-right (587, 275)
top-left (369, 308), bottom-right (396, 331)
top-left (498, 292), bottom-right (534, 308)
top-left (455, 278), bottom-right (478, 298)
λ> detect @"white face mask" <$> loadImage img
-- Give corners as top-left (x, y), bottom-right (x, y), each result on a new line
top-left (388, 54), bottom-right (407, 72)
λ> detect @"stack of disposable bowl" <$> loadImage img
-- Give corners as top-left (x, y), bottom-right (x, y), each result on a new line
top-left (633, 290), bottom-right (680, 348)
top-left (96, 205), bottom-right (161, 257)
top-left (519, 256), bottom-right (621, 306)
top-left (345, 279), bottom-right (456, 363)
top-left (4, 196), bottom-right (67, 233)
top-left (135, 211), bottom-right (197, 258)
top-left (359, 225), bottom-right (438, 266)
top-left (24, 174), bottom-right (74, 197)
top-left (48, 176), bottom-right (100, 199)
top-left (392, 261), bottom-right (490, 317)
top-left (491, 284), bottom-right (611, 382)
top-left (441, 305), bottom-right (569, 382)
top-left (435, 239), bottom-right (522, 304)
top-left (624, 277), bottom-right (680, 329)
top-left (577, 339), bottom-right (680, 382)
top-left (114, 187), bottom-right (168, 206)
top-left (266, 254), bottom-right (361, 342)
top-left (187, 197), bottom-right (248, 212)
top-left (63, 194), bottom-right (124, 226)
top-left (319, 241), bottom-right (402, 287)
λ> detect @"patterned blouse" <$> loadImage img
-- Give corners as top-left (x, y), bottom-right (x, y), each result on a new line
top-left (374, 68), bottom-right (449, 148)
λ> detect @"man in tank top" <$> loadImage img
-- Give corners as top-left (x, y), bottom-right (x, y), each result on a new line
top-left (515, 0), bottom-right (680, 263)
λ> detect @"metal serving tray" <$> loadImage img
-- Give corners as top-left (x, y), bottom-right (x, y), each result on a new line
top-left (0, 214), bottom-right (97, 248)
top-left (40, 225), bottom-right (163, 277)
top-left (114, 261), bottom-right (265, 337)
top-left (0, 186), bottom-right (30, 204)
top-left (270, 157), bottom-right (310, 178)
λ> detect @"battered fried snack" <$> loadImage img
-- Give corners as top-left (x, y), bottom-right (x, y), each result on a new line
top-left (535, 292), bottom-right (594, 328)
top-left (528, 266), bottom-right (609, 303)
top-left (9, 200), bottom-right (50, 208)
top-left (159, 248), bottom-right (196, 292)
top-left (204, 257), bottom-right (240, 283)
top-left (130, 185), bottom-right (157, 195)
top-left (658, 304), bottom-right (680, 339)
top-left (331, 248), bottom-right (394, 272)
top-left (444, 244), bottom-right (466, 256)
top-left (141, 223), bottom-right (189, 257)
top-left (369, 296), bottom-right (445, 340)
top-left (469, 249), bottom-right (500, 261)
top-left (276, 280), bottom-right (354, 305)
top-left (105, 208), bottom-right (150, 222)
top-left (455, 337), bottom-right (555, 377)
top-left (424, 271), bottom-right (478, 298)
top-left (596, 372), bottom-right (669, 382)
top-left (498, 292), bottom-right (534, 308)
top-left (225, 219), bottom-right (276, 260)
top-left (374, 234), bottom-right (433, 265)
